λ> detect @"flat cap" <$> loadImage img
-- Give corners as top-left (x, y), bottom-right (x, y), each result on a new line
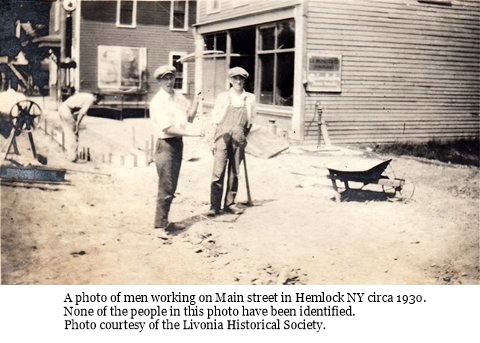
top-left (154, 65), bottom-right (176, 80)
top-left (228, 67), bottom-right (249, 79)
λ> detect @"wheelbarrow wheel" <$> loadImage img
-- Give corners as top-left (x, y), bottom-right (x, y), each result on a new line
top-left (9, 100), bottom-right (42, 134)
top-left (383, 180), bottom-right (415, 202)
top-left (381, 183), bottom-right (398, 198)
top-left (397, 181), bottom-right (415, 203)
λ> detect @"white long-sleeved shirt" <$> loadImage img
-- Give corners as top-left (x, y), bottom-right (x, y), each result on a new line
top-left (149, 88), bottom-right (190, 139)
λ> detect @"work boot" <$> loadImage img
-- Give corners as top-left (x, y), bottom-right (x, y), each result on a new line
top-left (166, 222), bottom-right (186, 232)
top-left (223, 205), bottom-right (244, 215)
top-left (206, 208), bottom-right (219, 217)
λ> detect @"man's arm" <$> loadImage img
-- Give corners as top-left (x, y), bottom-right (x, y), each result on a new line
top-left (164, 124), bottom-right (204, 137)
top-left (74, 98), bottom-right (95, 133)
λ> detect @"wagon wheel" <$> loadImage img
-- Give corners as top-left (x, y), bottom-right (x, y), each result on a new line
top-left (9, 100), bottom-right (42, 135)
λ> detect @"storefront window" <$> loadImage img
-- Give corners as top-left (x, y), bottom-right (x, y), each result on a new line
top-left (277, 21), bottom-right (295, 49)
top-left (202, 20), bottom-right (295, 107)
top-left (276, 52), bottom-right (294, 106)
top-left (258, 20), bottom-right (295, 106)
top-left (231, 27), bottom-right (256, 93)
top-left (259, 54), bottom-right (274, 104)
top-left (260, 26), bottom-right (275, 50)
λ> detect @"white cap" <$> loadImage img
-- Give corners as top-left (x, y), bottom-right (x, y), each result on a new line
top-left (154, 65), bottom-right (176, 80)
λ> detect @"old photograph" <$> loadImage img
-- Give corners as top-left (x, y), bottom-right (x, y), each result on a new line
top-left (1, 0), bottom-right (478, 285)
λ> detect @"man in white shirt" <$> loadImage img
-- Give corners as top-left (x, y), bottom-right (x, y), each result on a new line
top-left (58, 92), bottom-right (102, 162)
top-left (207, 67), bottom-right (256, 217)
top-left (149, 65), bottom-right (202, 231)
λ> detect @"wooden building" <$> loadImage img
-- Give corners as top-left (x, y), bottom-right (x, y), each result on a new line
top-left (194, 0), bottom-right (480, 144)
top-left (39, 0), bottom-right (197, 115)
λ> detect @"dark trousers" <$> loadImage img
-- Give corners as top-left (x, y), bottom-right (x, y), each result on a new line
top-left (210, 134), bottom-right (243, 212)
top-left (154, 137), bottom-right (183, 227)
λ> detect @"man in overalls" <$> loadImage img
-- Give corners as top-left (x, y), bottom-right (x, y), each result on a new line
top-left (207, 67), bottom-right (256, 217)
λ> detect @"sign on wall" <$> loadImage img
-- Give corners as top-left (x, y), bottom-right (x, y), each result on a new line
top-left (98, 46), bottom-right (147, 90)
top-left (306, 53), bottom-right (342, 92)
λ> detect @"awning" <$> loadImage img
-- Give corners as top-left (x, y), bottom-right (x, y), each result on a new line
top-left (32, 34), bottom-right (61, 48)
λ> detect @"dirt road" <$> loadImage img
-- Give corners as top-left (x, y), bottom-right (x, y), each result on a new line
top-left (1, 121), bottom-right (478, 285)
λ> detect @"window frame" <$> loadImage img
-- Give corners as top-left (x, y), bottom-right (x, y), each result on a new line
top-left (170, 1), bottom-right (189, 32)
top-left (169, 51), bottom-right (188, 94)
top-left (256, 21), bottom-right (295, 107)
top-left (97, 45), bottom-right (147, 90)
top-left (116, 0), bottom-right (137, 28)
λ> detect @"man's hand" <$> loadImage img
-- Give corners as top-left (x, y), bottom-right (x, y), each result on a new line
top-left (231, 125), bottom-right (247, 147)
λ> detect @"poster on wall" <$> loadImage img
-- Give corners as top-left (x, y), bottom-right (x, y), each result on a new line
top-left (306, 53), bottom-right (342, 92)
top-left (97, 45), bottom-right (147, 90)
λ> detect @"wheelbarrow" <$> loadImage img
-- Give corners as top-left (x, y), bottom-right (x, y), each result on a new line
top-left (326, 159), bottom-right (415, 202)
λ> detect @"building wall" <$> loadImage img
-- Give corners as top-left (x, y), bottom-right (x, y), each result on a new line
top-left (304, 0), bottom-right (480, 144)
top-left (197, 0), bottom-right (301, 24)
top-left (197, 0), bottom-right (479, 144)
top-left (78, 0), bottom-right (196, 103)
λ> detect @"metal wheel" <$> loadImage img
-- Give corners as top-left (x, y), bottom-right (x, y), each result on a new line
top-left (383, 179), bottom-right (415, 202)
top-left (9, 100), bottom-right (42, 135)
top-left (381, 182), bottom-right (399, 198)
top-left (396, 181), bottom-right (415, 203)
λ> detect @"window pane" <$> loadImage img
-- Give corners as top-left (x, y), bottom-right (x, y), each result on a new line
top-left (121, 48), bottom-right (140, 87)
top-left (277, 21), bottom-right (295, 49)
top-left (98, 47), bottom-right (120, 88)
top-left (120, 1), bottom-right (134, 25)
top-left (204, 35), bottom-right (215, 51)
top-left (231, 27), bottom-right (255, 54)
top-left (172, 55), bottom-right (184, 89)
top-left (275, 52), bottom-right (294, 106)
top-left (172, 1), bottom-right (186, 29)
top-left (260, 27), bottom-right (275, 50)
top-left (216, 32), bottom-right (227, 52)
top-left (259, 54), bottom-right (274, 105)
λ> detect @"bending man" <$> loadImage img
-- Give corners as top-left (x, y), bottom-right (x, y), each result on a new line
top-left (58, 92), bottom-right (102, 162)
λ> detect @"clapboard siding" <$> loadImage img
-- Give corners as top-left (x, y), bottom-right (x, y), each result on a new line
top-left (197, 0), bottom-right (300, 24)
top-left (78, 1), bottom-right (196, 103)
top-left (305, 0), bottom-right (479, 144)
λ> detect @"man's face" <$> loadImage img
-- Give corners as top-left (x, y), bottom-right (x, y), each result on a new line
top-left (159, 73), bottom-right (175, 92)
top-left (230, 75), bottom-right (245, 91)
